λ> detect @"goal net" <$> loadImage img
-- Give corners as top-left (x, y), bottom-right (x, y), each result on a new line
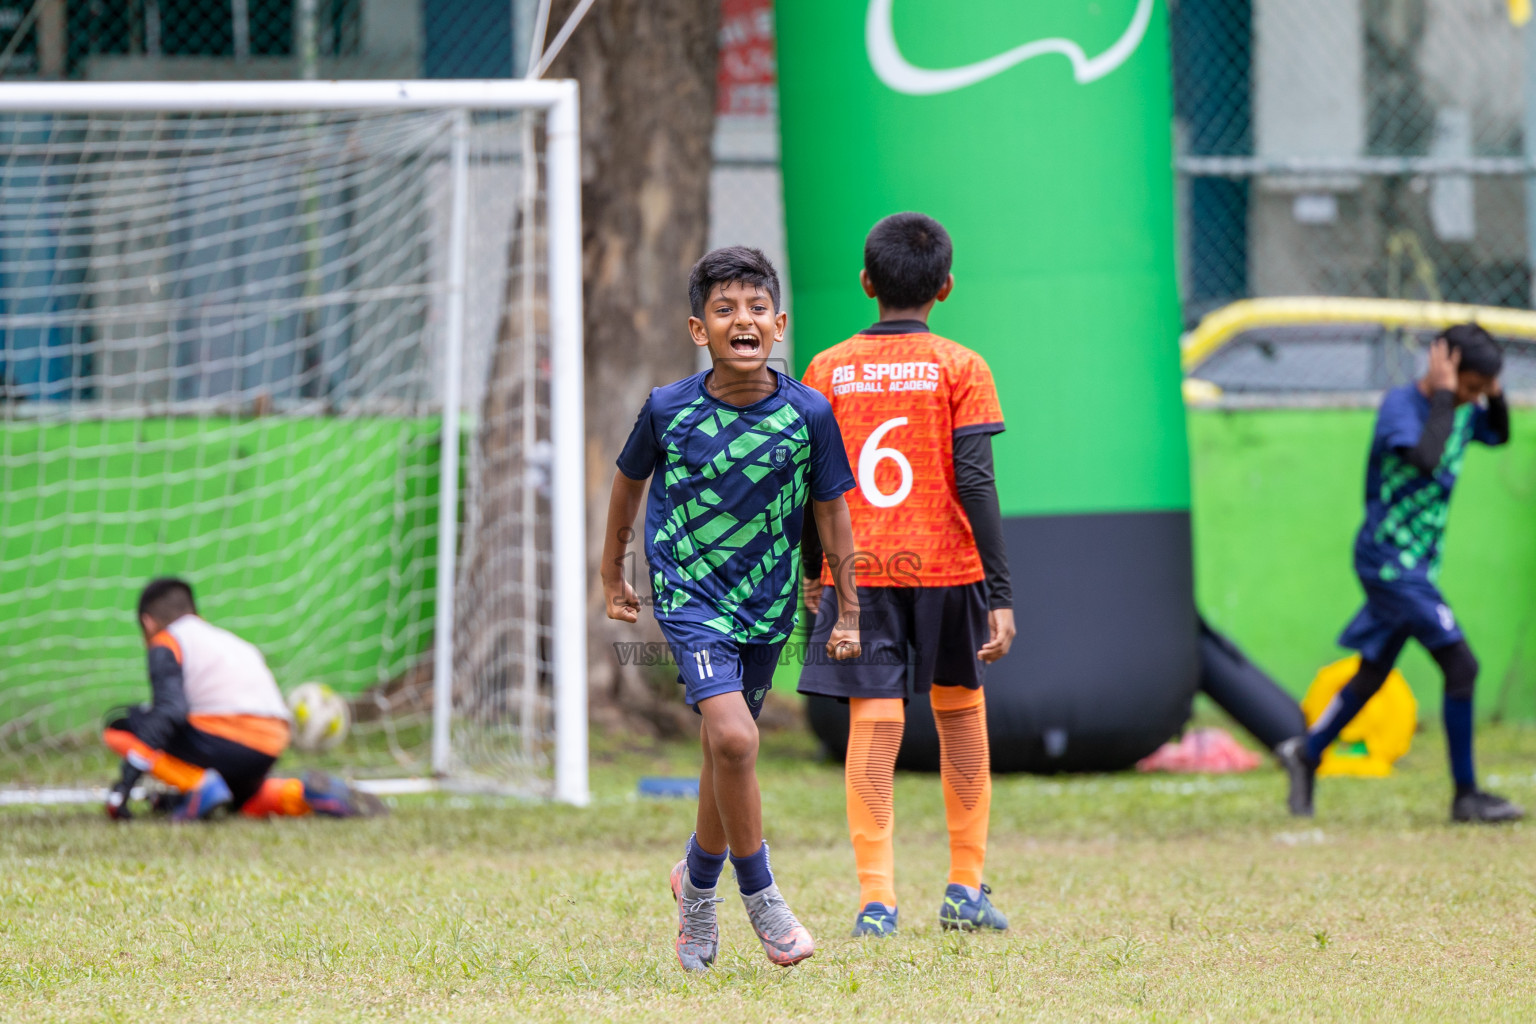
top-left (0, 82), bottom-right (587, 803)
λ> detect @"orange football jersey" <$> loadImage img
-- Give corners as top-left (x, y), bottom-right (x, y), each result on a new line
top-left (802, 328), bottom-right (1004, 587)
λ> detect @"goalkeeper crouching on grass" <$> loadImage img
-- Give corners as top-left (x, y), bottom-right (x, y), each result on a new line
top-left (102, 577), bottom-right (382, 822)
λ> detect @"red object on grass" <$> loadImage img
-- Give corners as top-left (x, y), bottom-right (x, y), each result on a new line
top-left (1136, 728), bottom-right (1263, 774)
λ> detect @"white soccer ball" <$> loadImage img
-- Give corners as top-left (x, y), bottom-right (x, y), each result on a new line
top-left (287, 682), bottom-right (351, 753)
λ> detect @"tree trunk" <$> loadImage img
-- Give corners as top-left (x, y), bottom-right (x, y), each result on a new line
top-left (548, 0), bottom-right (720, 733)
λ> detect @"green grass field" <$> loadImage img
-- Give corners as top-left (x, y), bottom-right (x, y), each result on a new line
top-left (5, 710), bottom-right (1536, 1022)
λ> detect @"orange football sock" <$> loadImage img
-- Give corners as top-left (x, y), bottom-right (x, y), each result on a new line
top-left (846, 697), bottom-right (905, 909)
top-left (102, 728), bottom-right (205, 792)
top-left (240, 777), bottom-right (311, 818)
top-left (930, 685), bottom-right (990, 890)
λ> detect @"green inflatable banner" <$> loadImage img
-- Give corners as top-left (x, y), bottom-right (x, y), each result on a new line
top-left (778, 0), bottom-right (1198, 771)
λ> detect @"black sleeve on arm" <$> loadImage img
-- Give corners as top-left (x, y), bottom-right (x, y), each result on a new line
top-left (136, 644), bottom-right (189, 749)
top-left (1486, 392), bottom-right (1510, 444)
top-left (1401, 390), bottom-right (1457, 474)
top-left (953, 432), bottom-right (1013, 610)
top-left (801, 505), bottom-right (825, 579)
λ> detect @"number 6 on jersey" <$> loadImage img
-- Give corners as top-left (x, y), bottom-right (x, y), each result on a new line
top-left (858, 417), bottom-right (913, 508)
top-left (802, 332), bottom-right (1005, 589)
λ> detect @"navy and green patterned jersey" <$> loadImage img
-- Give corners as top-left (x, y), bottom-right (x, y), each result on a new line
top-left (617, 370), bottom-right (855, 643)
top-left (1356, 384), bottom-right (1505, 583)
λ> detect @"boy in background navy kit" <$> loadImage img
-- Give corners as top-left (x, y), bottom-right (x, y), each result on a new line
top-left (1278, 325), bottom-right (1521, 823)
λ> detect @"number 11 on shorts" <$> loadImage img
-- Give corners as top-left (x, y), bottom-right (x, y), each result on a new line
top-left (694, 649), bottom-right (714, 679)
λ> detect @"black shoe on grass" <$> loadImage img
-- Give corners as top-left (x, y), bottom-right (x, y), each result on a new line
top-left (147, 789), bottom-right (179, 816)
top-left (104, 782), bottom-right (133, 821)
top-left (1451, 790), bottom-right (1524, 824)
top-left (1275, 736), bottom-right (1316, 818)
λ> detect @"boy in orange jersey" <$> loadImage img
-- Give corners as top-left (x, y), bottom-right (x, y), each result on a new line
top-left (799, 212), bottom-right (1015, 936)
top-left (103, 577), bottom-right (380, 821)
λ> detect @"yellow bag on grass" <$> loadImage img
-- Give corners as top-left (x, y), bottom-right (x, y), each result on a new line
top-left (1301, 656), bottom-right (1418, 777)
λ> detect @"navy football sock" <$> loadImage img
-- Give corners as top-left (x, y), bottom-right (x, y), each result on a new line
top-left (686, 833), bottom-right (727, 890)
top-left (1305, 655), bottom-right (1396, 763)
top-left (1443, 697), bottom-right (1477, 796)
top-left (1305, 685), bottom-right (1370, 763)
top-left (729, 841), bottom-right (774, 896)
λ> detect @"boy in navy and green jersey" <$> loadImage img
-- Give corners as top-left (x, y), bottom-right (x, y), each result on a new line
top-left (601, 246), bottom-right (863, 971)
top-left (1278, 324), bottom-right (1521, 824)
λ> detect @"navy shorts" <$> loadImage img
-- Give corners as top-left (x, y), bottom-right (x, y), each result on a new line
top-left (658, 621), bottom-right (783, 720)
top-left (796, 583), bottom-right (989, 700)
top-left (106, 710), bottom-right (276, 808)
top-left (1338, 574), bottom-right (1463, 663)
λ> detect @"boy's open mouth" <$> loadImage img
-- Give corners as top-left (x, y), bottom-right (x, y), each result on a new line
top-left (729, 333), bottom-right (761, 356)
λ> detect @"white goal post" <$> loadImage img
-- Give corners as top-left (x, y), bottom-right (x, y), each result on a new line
top-left (0, 81), bottom-right (588, 806)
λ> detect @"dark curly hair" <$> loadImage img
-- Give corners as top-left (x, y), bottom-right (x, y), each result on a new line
top-left (137, 577), bottom-right (195, 624)
top-left (1441, 323), bottom-right (1503, 378)
top-left (688, 246), bottom-right (781, 319)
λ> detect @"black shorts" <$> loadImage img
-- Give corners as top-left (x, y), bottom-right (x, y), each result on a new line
top-left (110, 711), bottom-right (278, 808)
top-left (796, 583), bottom-right (989, 700)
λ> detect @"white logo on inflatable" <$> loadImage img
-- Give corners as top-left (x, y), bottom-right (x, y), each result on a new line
top-left (866, 0), bottom-right (1155, 95)
top-left (859, 418), bottom-right (914, 508)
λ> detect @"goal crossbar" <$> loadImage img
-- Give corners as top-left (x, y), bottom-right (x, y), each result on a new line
top-left (0, 81), bottom-right (590, 806)
top-left (0, 79), bottom-right (577, 112)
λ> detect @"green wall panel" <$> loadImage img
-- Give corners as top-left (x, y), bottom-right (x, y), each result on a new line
top-left (1191, 407), bottom-right (1536, 721)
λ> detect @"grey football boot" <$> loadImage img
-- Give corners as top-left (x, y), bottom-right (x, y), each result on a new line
top-left (740, 882), bottom-right (815, 966)
top-left (669, 859), bottom-right (722, 971)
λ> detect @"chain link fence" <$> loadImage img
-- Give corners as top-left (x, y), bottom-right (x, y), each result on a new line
top-left (0, 0), bottom-right (532, 81)
top-left (0, 0), bottom-right (540, 402)
top-left (707, 0), bottom-right (791, 368)
top-left (1188, 320), bottom-right (1536, 399)
top-left (707, 1), bottom-right (1536, 392)
top-left (10, 1), bottom-right (1532, 387)
top-left (1173, 0), bottom-right (1535, 323)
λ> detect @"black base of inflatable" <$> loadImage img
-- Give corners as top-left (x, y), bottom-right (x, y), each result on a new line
top-left (1196, 616), bottom-right (1307, 751)
top-left (805, 510), bottom-right (1199, 773)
